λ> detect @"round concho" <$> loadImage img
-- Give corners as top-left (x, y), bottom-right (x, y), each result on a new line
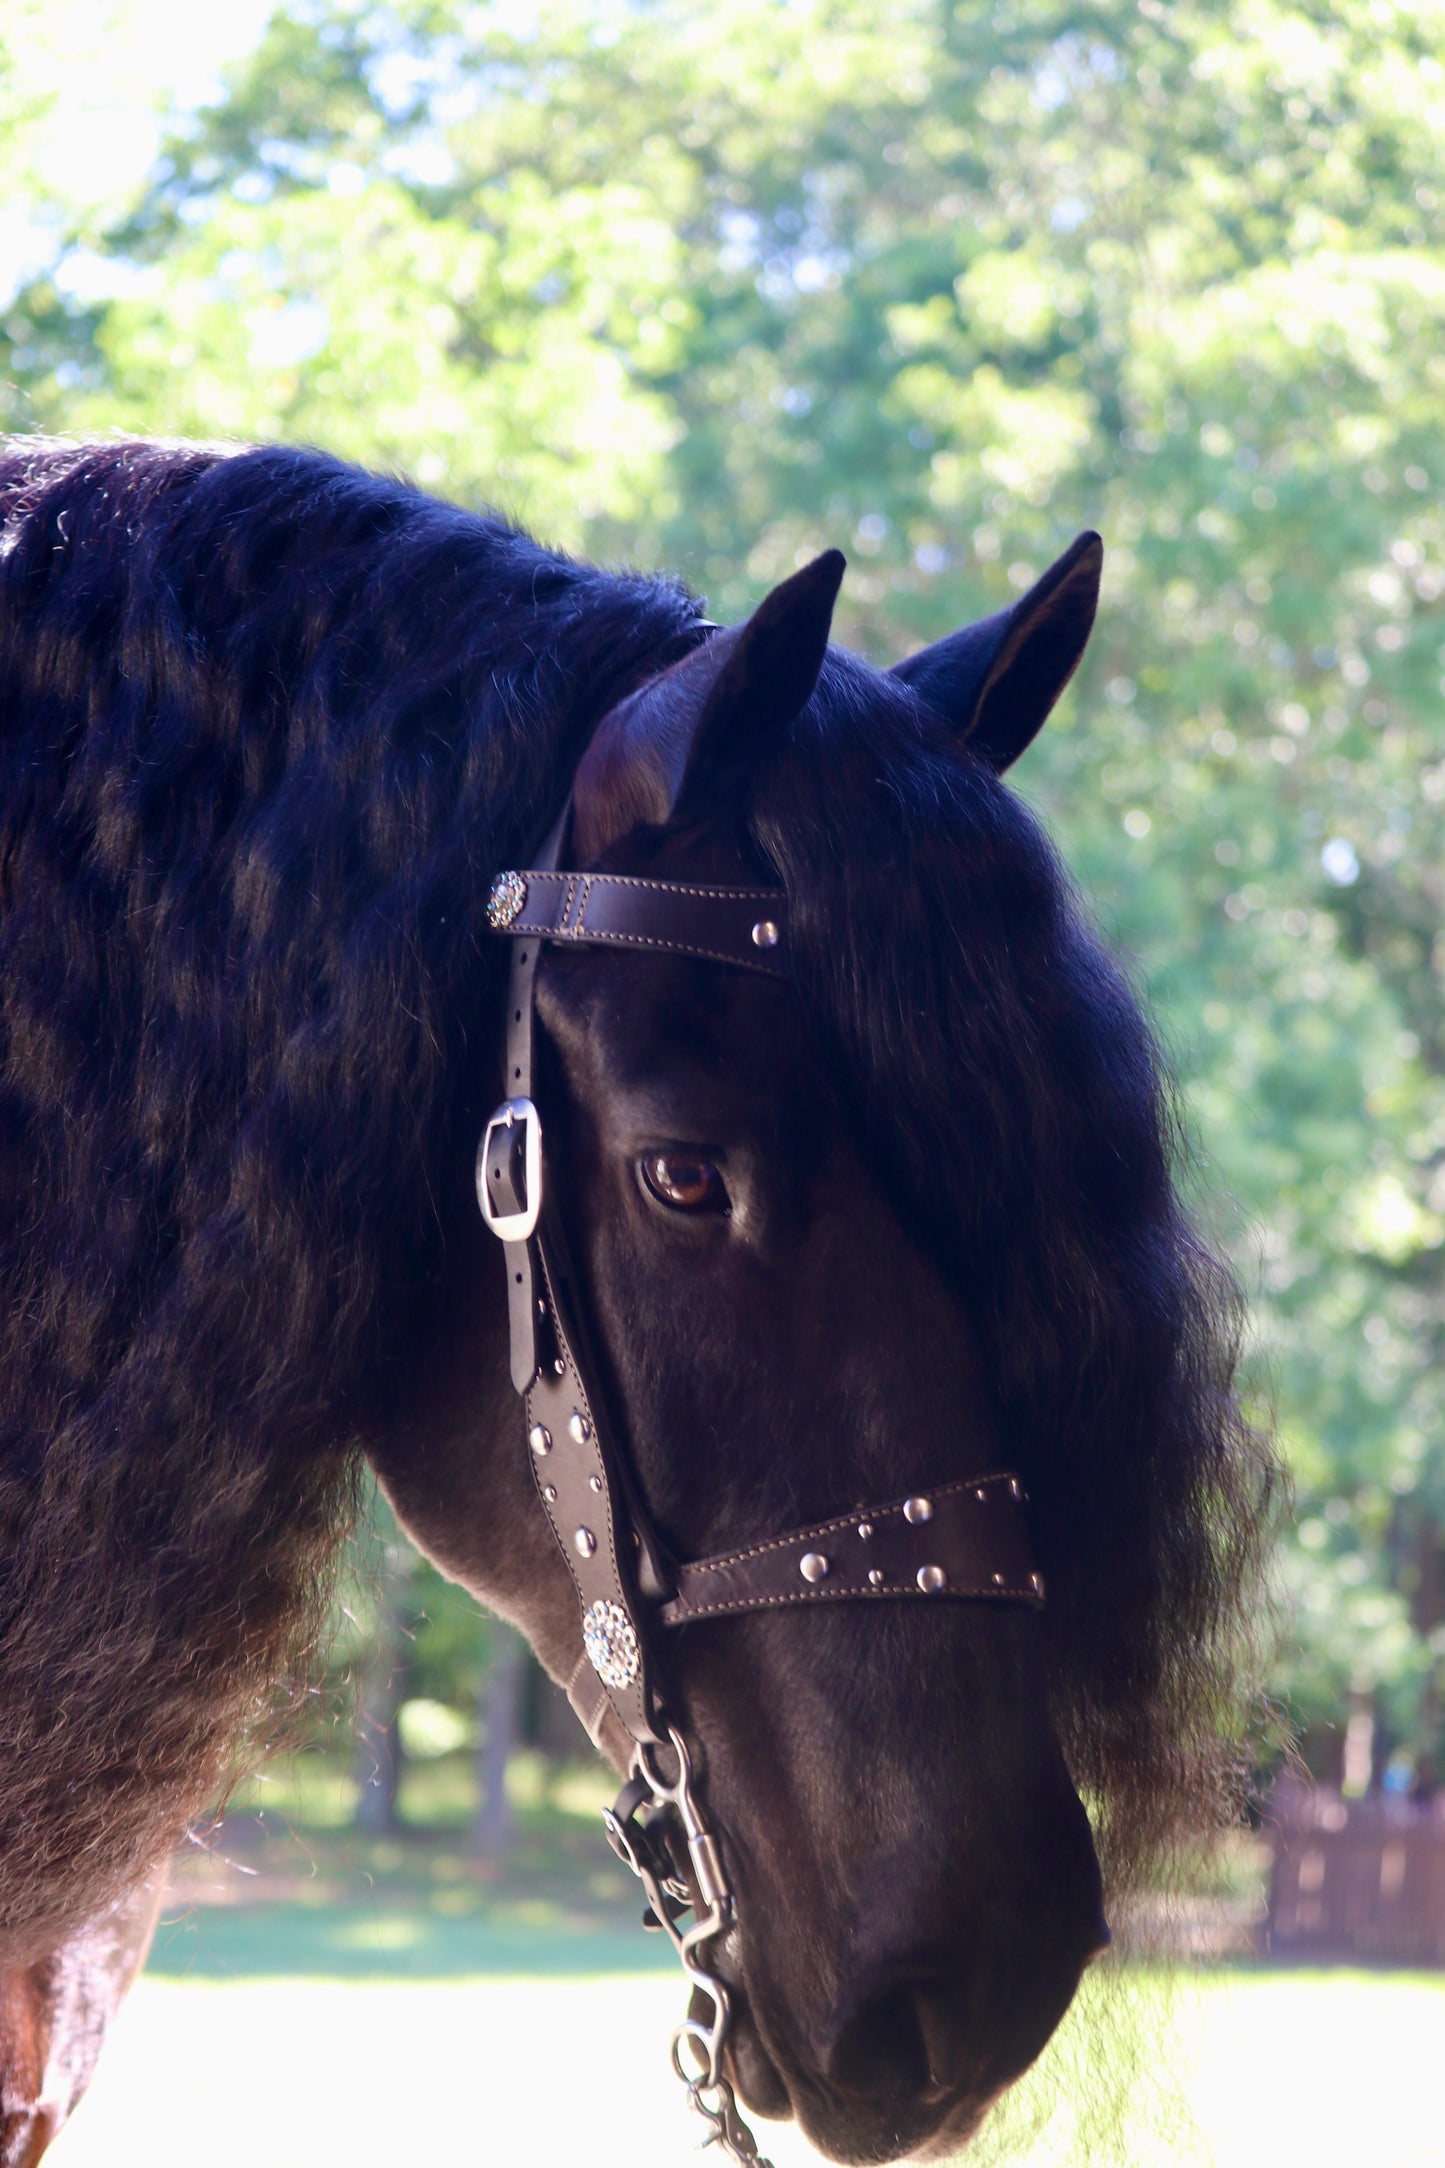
top-left (486, 870), bottom-right (527, 930)
top-left (582, 1599), bottom-right (641, 1692)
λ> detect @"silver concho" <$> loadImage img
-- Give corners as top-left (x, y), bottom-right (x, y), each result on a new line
top-left (582, 1599), bottom-right (641, 1691)
top-left (486, 870), bottom-right (527, 930)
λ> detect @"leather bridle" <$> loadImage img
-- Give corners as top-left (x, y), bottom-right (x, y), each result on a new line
top-left (477, 804), bottom-right (1044, 2163)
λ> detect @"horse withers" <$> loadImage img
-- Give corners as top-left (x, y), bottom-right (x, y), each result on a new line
top-left (0, 441), bottom-right (1272, 2165)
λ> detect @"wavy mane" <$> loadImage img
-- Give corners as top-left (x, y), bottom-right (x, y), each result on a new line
top-left (0, 440), bottom-right (700, 1953)
top-left (755, 653), bottom-right (1277, 1898)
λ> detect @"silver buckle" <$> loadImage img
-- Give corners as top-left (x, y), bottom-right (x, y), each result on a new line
top-left (476, 1098), bottom-right (542, 1242)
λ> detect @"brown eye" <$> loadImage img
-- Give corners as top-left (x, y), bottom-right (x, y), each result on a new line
top-left (640, 1153), bottom-right (728, 1214)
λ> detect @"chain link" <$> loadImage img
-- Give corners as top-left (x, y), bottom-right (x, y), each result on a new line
top-left (602, 1726), bottom-right (773, 2166)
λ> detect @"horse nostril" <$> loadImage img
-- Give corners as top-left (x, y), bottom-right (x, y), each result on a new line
top-left (827, 1985), bottom-right (928, 2101)
top-left (825, 1975), bottom-right (968, 2104)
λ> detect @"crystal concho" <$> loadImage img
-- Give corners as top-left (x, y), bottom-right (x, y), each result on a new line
top-left (486, 870), bottom-right (527, 929)
top-left (582, 1599), bottom-right (642, 1691)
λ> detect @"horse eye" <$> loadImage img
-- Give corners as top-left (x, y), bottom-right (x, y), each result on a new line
top-left (639, 1153), bottom-right (727, 1214)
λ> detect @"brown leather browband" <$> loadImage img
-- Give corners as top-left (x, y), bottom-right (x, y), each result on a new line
top-left (486, 867), bottom-right (789, 977)
top-left (479, 829), bottom-right (1044, 1754)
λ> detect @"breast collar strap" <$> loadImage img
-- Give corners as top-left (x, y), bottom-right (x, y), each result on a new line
top-left (477, 805), bottom-right (1045, 1757)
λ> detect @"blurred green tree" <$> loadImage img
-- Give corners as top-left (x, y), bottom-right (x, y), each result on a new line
top-left (6, 0), bottom-right (1443, 1789)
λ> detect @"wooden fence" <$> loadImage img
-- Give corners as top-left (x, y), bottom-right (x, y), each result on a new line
top-left (1267, 1785), bottom-right (1445, 1965)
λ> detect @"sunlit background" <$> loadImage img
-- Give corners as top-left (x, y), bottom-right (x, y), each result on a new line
top-left (5, 0), bottom-right (1445, 2159)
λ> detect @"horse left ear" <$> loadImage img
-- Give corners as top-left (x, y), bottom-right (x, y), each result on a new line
top-left (573, 550), bottom-right (845, 860)
top-left (891, 532), bottom-right (1103, 772)
top-left (669, 548), bottom-right (845, 822)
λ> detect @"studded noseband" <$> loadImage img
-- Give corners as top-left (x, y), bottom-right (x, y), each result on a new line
top-left (477, 809), bottom-right (1044, 2163)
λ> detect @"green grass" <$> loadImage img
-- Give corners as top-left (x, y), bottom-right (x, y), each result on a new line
top-left (156, 1748), bottom-right (667, 1978)
top-left (147, 1893), bottom-right (675, 1980)
top-left (225, 1740), bottom-right (618, 1835)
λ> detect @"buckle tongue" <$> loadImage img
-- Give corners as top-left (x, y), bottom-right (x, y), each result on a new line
top-left (475, 1097), bottom-right (542, 1242)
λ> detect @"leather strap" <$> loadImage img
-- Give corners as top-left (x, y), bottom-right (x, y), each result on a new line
top-left (523, 1246), bottom-right (666, 1746)
top-left (477, 807), bottom-right (570, 1394)
top-left (479, 806), bottom-right (672, 1747)
top-left (661, 1476), bottom-right (1043, 1624)
top-left (486, 870), bottom-right (788, 978)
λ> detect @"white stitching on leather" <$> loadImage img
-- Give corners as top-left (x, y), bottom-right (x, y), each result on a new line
top-left (673, 1475), bottom-right (1016, 1576)
top-left (664, 1586), bottom-right (1032, 1621)
top-left (516, 872), bottom-right (781, 901)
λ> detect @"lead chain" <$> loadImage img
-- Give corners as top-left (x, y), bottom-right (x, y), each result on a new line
top-left (602, 1727), bottom-right (773, 2167)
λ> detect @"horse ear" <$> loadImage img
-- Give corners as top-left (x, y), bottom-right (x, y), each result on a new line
top-left (669, 548), bottom-right (845, 822)
top-left (891, 532), bottom-right (1102, 772)
top-left (572, 550), bottom-right (845, 860)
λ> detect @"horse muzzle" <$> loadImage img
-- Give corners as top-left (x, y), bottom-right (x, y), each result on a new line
top-left (707, 1801), bottom-right (1109, 2166)
top-left (714, 1961), bottom-right (999, 2168)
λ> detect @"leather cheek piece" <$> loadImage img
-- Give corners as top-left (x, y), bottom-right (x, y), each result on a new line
top-left (660, 1475), bottom-right (1044, 1624)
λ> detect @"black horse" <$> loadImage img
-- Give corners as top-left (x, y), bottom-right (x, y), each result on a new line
top-left (0, 440), bottom-right (1272, 2166)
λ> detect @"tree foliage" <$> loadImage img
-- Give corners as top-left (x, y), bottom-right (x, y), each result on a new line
top-left (5, 0), bottom-right (1443, 1785)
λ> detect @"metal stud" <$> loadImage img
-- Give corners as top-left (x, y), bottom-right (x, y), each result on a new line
top-left (553, 1357), bottom-right (566, 1377)
top-left (1030, 1572), bottom-right (1045, 1597)
top-left (903, 1496), bottom-right (933, 1524)
top-left (867, 1568), bottom-right (884, 1589)
top-left (588, 1474), bottom-right (603, 1494)
top-left (1011, 1479), bottom-right (1024, 1501)
top-left (751, 919), bottom-right (780, 950)
top-left (856, 1521), bottom-right (874, 1542)
top-left (992, 1572), bottom-right (1005, 1588)
top-left (542, 1484), bottom-right (557, 1503)
top-left (799, 1552), bottom-right (829, 1584)
top-left (575, 1527), bottom-right (597, 1558)
top-left (528, 1424), bottom-right (552, 1457)
top-left (975, 1487), bottom-right (988, 1502)
top-left (917, 1564), bottom-right (947, 1593)
top-left (568, 1411), bottom-right (591, 1446)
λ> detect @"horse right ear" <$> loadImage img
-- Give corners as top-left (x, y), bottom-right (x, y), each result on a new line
top-left (891, 532), bottom-right (1102, 772)
top-left (573, 551), bottom-right (845, 860)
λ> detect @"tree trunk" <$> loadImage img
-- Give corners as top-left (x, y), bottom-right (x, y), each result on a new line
top-left (473, 1629), bottom-right (526, 1858)
top-left (352, 1541), bottom-right (417, 1835)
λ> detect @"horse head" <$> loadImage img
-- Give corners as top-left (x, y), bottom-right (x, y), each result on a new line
top-left (0, 443), bottom-right (1270, 2168)
top-left (371, 536), bottom-right (1135, 2163)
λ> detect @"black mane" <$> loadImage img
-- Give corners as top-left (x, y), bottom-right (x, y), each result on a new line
top-left (756, 654), bottom-right (1273, 1887)
top-left (0, 440), bottom-right (701, 1950)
